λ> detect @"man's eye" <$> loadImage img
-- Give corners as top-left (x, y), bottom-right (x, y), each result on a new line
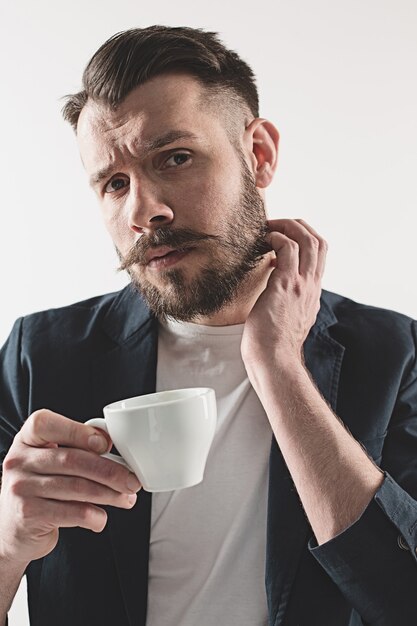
top-left (104, 178), bottom-right (129, 193)
top-left (163, 152), bottom-right (191, 168)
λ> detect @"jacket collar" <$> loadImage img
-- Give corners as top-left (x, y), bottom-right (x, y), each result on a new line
top-left (101, 284), bottom-right (154, 345)
top-left (100, 284), bottom-right (339, 345)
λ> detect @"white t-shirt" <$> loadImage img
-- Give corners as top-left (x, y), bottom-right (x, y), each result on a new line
top-left (145, 318), bottom-right (273, 626)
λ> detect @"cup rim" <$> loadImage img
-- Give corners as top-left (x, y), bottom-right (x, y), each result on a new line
top-left (103, 387), bottom-right (214, 413)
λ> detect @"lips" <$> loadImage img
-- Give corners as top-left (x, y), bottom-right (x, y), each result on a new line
top-left (146, 246), bottom-right (194, 270)
top-left (145, 246), bottom-right (179, 264)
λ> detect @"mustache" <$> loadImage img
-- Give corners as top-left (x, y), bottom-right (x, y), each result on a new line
top-left (117, 228), bottom-right (220, 271)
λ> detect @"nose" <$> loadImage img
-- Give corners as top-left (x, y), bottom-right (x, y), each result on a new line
top-left (127, 180), bottom-right (174, 234)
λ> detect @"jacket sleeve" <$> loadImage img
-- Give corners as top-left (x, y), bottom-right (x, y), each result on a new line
top-left (0, 318), bottom-right (28, 467)
top-left (309, 319), bottom-right (417, 626)
top-left (0, 318), bottom-right (29, 626)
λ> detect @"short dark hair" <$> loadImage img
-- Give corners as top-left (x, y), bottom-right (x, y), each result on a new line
top-left (62, 25), bottom-right (259, 132)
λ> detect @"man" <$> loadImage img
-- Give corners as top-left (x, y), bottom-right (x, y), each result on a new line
top-left (0, 25), bottom-right (416, 626)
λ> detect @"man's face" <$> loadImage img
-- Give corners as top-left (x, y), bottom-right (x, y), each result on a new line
top-left (77, 74), bottom-right (271, 321)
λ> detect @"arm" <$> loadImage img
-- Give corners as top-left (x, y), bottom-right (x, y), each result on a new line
top-left (243, 218), bottom-right (383, 544)
top-left (242, 218), bottom-right (417, 624)
top-left (247, 351), bottom-right (384, 545)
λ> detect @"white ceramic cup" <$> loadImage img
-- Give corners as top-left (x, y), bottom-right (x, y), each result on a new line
top-left (85, 388), bottom-right (217, 492)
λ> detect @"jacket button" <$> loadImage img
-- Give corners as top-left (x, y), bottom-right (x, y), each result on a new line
top-left (397, 535), bottom-right (410, 551)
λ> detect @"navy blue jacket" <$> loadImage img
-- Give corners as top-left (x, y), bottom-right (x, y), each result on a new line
top-left (1, 285), bottom-right (417, 625)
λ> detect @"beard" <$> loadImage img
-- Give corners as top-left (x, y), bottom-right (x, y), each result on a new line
top-left (116, 155), bottom-right (271, 322)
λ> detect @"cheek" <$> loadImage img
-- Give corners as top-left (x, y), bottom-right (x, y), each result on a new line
top-left (100, 204), bottom-right (134, 251)
top-left (175, 176), bottom-right (238, 229)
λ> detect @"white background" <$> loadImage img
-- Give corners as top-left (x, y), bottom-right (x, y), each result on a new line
top-left (1, 0), bottom-right (416, 622)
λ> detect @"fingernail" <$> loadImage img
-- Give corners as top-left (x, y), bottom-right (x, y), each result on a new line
top-left (127, 473), bottom-right (141, 493)
top-left (88, 434), bottom-right (108, 453)
top-left (127, 494), bottom-right (137, 507)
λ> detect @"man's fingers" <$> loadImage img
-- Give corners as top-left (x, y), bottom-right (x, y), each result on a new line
top-left (267, 231), bottom-right (299, 274)
top-left (294, 219), bottom-right (328, 278)
top-left (24, 497), bottom-right (109, 533)
top-left (267, 218), bottom-right (327, 277)
top-left (17, 409), bottom-right (110, 453)
top-left (11, 474), bottom-right (138, 510)
top-left (8, 446), bottom-right (142, 495)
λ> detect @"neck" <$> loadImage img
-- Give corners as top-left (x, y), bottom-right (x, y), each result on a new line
top-left (191, 252), bottom-right (275, 326)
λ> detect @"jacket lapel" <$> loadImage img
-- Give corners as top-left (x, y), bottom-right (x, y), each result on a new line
top-left (266, 291), bottom-right (345, 626)
top-left (91, 286), bottom-right (158, 626)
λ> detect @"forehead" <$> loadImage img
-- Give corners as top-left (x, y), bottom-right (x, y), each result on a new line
top-left (77, 73), bottom-right (225, 174)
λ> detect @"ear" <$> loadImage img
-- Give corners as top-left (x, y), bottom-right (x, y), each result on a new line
top-left (243, 118), bottom-right (279, 188)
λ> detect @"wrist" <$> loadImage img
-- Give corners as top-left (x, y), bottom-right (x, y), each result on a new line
top-left (0, 551), bottom-right (28, 581)
top-left (244, 348), bottom-right (306, 389)
top-left (0, 540), bottom-right (30, 574)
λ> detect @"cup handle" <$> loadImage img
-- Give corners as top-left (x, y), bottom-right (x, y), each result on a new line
top-left (85, 418), bottom-right (132, 471)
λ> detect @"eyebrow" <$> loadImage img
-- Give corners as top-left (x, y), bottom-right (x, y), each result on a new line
top-left (89, 130), bottom-right (199, 187)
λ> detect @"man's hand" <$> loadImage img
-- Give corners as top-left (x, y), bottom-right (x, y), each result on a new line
top-left (241, 218), bottom-right (328, 367)
top-left (0, 409), bottom-right (141, 567)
